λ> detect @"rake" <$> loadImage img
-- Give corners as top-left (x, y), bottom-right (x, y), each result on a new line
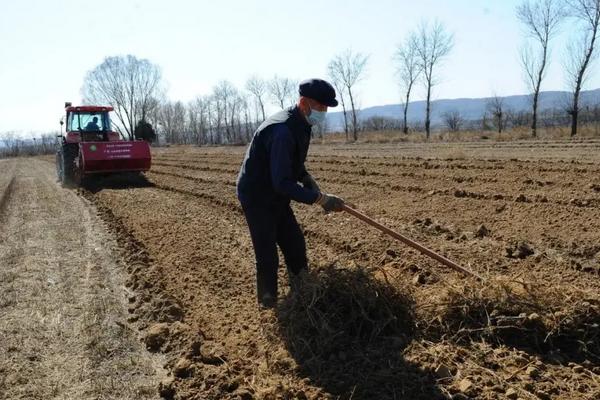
top-left (341, 204), bottom-right (483, 281)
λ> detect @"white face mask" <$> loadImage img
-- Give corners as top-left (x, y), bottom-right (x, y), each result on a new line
top-left (306, 108), bottom-right (327, 125)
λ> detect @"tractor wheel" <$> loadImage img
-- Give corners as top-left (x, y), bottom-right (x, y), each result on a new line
top-left (59, 144), bottom-right (79, 186)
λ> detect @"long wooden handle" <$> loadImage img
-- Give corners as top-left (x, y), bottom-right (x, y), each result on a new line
top-left (341, 204), bottom-right (483, 281)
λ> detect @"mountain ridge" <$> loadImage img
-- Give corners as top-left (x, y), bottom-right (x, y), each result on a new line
top-left (326, 88), bottom-right (600, 130)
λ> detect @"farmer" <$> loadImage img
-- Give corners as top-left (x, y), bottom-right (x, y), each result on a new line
top-left (237, 78), bottom-right (345, 308)
top-left (85, 116), bottom-right (100, 131)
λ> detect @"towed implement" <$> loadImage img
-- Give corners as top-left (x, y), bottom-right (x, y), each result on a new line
top-left (56, 102), bottom-right (151, 186)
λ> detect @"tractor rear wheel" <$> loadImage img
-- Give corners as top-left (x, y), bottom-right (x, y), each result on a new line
top-left (58, 144), bottom-right (79, 186)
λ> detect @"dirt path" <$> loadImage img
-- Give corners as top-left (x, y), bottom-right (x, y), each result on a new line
top-left (0, 159), bottom-right (162, 399)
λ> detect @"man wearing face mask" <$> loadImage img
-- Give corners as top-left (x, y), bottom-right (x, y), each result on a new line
top-left (237, 78), bottom-right (345, 308)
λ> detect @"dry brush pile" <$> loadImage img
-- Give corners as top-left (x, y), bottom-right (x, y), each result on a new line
top-left (275, 266), bottom-right (417, 397)
top-left (420, 277), bottom-right (600, 358)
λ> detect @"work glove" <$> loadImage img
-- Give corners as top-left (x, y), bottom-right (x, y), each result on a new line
top-left (301, 174), bottom-right (320, 192)
top-left (316, 193), bottom-right (345, 212)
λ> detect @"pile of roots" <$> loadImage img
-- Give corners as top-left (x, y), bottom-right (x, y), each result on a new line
top-left (421, 277), bottom-right (600, 360)
top-left (275, 266), bottom-right (426, 397)
top-left (278, 265), bottom-right (415, 352)
top-left (271, 266), bottom-right (599, 397)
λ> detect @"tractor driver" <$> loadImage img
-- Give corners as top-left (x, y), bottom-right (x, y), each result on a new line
top-left (85, 116), bottom-right (100, 131)
top-left (237, 78), bottom-right (345, 309)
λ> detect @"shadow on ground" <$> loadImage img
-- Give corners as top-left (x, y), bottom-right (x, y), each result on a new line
top-left (276, 266), bottom-right (445, 400)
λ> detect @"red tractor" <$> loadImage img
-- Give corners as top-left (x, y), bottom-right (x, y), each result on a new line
top-left (56, 102), bottom-right (151, 186)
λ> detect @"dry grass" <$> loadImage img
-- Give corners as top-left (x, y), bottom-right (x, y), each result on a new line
top-left (0, 159), bottom-right (161, 400)
top-left (320, 123), bottom-right (600, 145)
top-left (420, 276), bottom-right (600, 361)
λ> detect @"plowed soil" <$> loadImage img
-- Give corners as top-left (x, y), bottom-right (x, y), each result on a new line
top-left (4, 138), bottom-right (600, 399)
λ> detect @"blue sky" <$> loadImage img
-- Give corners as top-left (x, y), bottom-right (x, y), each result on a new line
top-left (0, 0), bottom-right (597, 135)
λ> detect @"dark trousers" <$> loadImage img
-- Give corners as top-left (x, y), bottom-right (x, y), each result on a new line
top-left (241, 201), bottom-right (307, 302)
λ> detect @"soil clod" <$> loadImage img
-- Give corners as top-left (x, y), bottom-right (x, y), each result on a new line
top-left (145, 323), bottom-right (170, 352)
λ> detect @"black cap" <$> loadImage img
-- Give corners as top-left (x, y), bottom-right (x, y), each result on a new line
top-left (299, 78), bottom-right (338, 107)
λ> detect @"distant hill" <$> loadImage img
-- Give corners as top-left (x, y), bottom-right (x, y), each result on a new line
top-left (326, 88), bottom-right (600, 130)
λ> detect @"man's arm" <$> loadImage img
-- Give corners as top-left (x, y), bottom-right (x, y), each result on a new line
top-left (269, 125), bottom-right (319, 204)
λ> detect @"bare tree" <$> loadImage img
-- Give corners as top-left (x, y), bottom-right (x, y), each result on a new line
top-left (213, 81), bottom-right (235, 142)
top-left (564, 0), bottom-right (600, 136)
top-left (268, 76), bottom-right (296, 109)
top-left (0, 132), bottom-right (60, 158)
top-left (188, 96), bottom-right (211, 145)
top-left (240, 95), bottom-right (253, 142)
top-left (37, 134), bottom-right (57, 154)
top-left (328, 73), bottom-right (350, 139)
top-left (443, 110), bottom-right (463, 132)
top-left (312, 117), bottom-right (329, 140)
top-left (81, 55), bottom-right (163, 139)
top-left (414, 20), bottom-right (454, 139)
top-left (143, 96), bottom-right (162, 131)
top-left (157, 101), bottom-right (177, 143)
top-left (157, 101), bottom-right (186, 143)
top-left (328, 49), bottom-right (369, 141)
top-left (517, 0), bottom-right (564, 137)
top-left (362, 116), bottom-right (402, 131)
top-left (229, 92), bottom-right (245, 143)
top-left (0, 132), bottom-right (19, 157)
top-left (210, 92), bottom-right (224, 144)
top-left (486, 94), bottom-right (507, 133)
top-left (394, 32), bottom-right (422, 134)
top-left (246, 75), bottom-right (268, 122)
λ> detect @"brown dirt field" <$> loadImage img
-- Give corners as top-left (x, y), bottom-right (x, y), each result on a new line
top-left (0, 159), bottom-right (163, 399)
top-left (3, 138), bottom-right (600, 399)
top-left (77, 139), bottom-right (599, 400)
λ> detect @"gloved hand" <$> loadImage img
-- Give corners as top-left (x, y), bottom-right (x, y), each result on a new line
top-left (316, 193), bottom-right (345, 212)
top-left (301, 174), bottom-right (320, 192)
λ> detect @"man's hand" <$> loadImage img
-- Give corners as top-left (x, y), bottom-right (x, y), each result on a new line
top-left (301, 174), bottom-right (320, 192)
top-left (316, 193), bottom-right (345, 212)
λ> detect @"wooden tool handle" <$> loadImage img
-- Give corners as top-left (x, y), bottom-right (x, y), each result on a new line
top-left (341, 204), bottom-right (483, 281)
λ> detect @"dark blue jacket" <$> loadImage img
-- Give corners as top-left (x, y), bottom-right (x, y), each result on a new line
top-left (237, 106), bottom-right (319, 206)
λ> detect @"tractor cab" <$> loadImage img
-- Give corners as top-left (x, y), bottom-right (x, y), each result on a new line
top-left (64, 104), bottom-right (120, 143)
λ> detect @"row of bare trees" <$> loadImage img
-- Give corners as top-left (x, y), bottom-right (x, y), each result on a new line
top-left (80, 55), bottom-right (308, 145)
top-left (393, 20), bottom-right (454, 139)
top-left (358, 101), bottom-right (600, 135)
top-left (149, 78), bottom-right (305, 145)
top-left (152, 82), bottom-right (253, 145)
top-left (517, 0), bottom-right (599, 137)
top-left (79, 53), bottom-right (374, 144)
top-left (0, 133), bottom-right (57, 158)
top-left (391, 1), bottom-right (598, 139)
top-left (77, 2), bottom-right (597, 145)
